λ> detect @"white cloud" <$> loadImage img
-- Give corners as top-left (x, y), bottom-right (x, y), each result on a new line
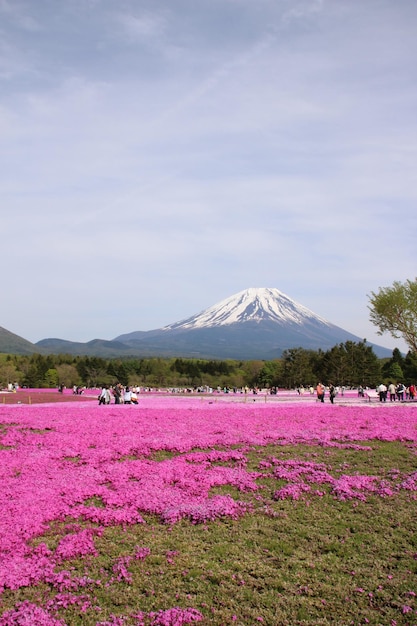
top-left (117, 11), bottom-right (168, 42)
top-left (0, 0), bottom-right (415, 354)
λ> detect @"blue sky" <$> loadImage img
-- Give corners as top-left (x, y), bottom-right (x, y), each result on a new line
top-left (1, 0), bottom-right (416, 352)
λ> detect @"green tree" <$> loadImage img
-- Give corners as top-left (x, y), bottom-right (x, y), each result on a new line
top-left (403, 351), bottom-right (417, 383)
top-left (281, 348), bottom-right (316, 388)
top-left (135, 359), bottom-right (155, 384)
top-left (107, 360), bottom-right (129, 386)
top-left (386, 362), bottom-right (404, 382)
top-left (382, 348), bottom-right (405, 381)
top-left (23, 354), bottom-right (55, 388)
top-left (257, 360), bottom-right (282, 388)
top-left (44, 368), bottom-right (59, 388)
top-left (76, 357), bottom-right (109, 387)
top-left (391, 347), bottom-right (405, 367)
top-left (240, 361), bottom-right (265, 388)
top-left (0, 363), bottom-right (21, 388)
top-left (320, 341), bottom-right (380, 387)
top-left (56, 364), bottom-right (81, 388)
top-left (321, 345), bottom-right (350, 384)
top-left (145, 358), bottom-right (171, 386)
top-left (368, 278), bottom-right (417, 352)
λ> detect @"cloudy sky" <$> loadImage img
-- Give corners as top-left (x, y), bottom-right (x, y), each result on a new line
top-left (1, 0), bottom-right (416, 352)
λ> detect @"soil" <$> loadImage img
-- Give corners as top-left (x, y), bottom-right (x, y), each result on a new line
top-left (0, 390), bottom-right (97, 405)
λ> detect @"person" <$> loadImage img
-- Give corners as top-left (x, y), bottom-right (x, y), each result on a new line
top-left (113, 383), bottom-right (122, 405)
top-left (98, 387), bottom-right (106, 405)
top-left (329, 383), bottom-right (336, 404)
top-left (98, 386), bottom-right (111, 405)
top-left (123, 386), bottom-right (132, 404)
top-left (377, 383), bottom-right (387, 402)
top-left (316, 382), bottom-right (325, 403)
top-left (388, 382), bottom-right (397, 402)
top-left (396, 382), bottom-right (405, 402)
top-left (409, 383), bottom-right (416, 400)
top-left (130, 390), bottom-right (138, 404)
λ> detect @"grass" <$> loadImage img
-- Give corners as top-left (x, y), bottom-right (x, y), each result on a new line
top-left (1, 441), bottom-right (417, 625)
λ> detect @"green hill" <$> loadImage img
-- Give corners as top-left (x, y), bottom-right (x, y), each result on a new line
top-left (0, 326), bottom-right (44, 355)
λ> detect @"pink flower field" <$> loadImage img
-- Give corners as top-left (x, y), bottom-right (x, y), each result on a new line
top-left (0, 396), bottom-right (416, 625)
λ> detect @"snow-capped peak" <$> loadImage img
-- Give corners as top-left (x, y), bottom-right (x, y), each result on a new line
top-left (164, 288), bottom-right (331, 330)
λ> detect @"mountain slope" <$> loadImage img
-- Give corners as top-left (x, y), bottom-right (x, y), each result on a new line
top-left (115, 288), bottom-right (392, 359)
top-left (35, 337), bottom-right (140, 357)
top-left (164, 287), bottom-right (330, 329)
top-left (0, 326), bottom-right (45, 355)
top-left (1, 287), bottom-right (392, 358)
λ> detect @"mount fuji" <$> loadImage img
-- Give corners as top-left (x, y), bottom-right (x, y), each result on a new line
top-left (110, 287), bottom-right (391, 359)
top-left (162, 288), bottom-right (332, 330)
top-left (31, 287), bottom-right (392, 359)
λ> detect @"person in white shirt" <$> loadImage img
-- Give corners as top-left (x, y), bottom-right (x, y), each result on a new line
top-left (99, 386), bottom-right (111, 405)
top-left (123, 387), bottom-right (132, 404)
top-left (377, 383), bottom-right (387, 402)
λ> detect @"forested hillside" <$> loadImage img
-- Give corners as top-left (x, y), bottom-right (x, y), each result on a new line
top-left (0, 342), bottom-right (414, 391)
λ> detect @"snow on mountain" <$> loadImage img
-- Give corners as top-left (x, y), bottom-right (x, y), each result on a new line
top-left (29, 287), bottom-right (392, 359)
top-left (164, 287), bottom-right (331, 330)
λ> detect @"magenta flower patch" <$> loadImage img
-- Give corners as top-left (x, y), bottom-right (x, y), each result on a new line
top-left (1, 397), bottom-right (416, 621)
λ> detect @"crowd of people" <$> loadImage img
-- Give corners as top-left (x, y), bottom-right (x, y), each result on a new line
top-left (314, 382), bottom-right (417, 404)
top-left (98, 384), bottom-right (140, 405)
top-left (94, 381), bottom-right (417, 405)
top-left (316, 382), bottom-right (338, 404)
top-left (376, 382), bottom-right (415, 402)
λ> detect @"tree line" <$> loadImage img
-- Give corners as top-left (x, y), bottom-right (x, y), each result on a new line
top-left (1, 341), bottom-right (416, 390)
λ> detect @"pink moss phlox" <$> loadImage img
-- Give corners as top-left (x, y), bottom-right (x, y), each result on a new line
top-left (96, 606), bottom-right (203, 626)
top-left (0, 545), bottom-right (55, 592)
top-left (46, 593), bottom-right (92, 612)
top-left (274, 482), bottom-right (311, 500)
top-left (132, 607), bottom-right (203, 625)
top-left (398, 472), bottom-right (417, 491)
top-left (112, 556), bottom-right (133, 583)
top-left (44, 570), bottom-right (99, 593)
top-left (184, 450), bottom-right (247, 467)
top-left (134, 546), bottom-right (151, 560)
top-left (55, 528), bottom-right (100, 560)
top-left (271, 459), bottom-right (334, 484)
top-left (266, 457), bottom-right (406, 501)
top-left (166, 550), bottom-right (179, 564)
top-left (320, 442), bottom-right (373, 451)
top-left (96, 617), bottom-right (126, 626)
top-left (71, 505), bottom-right (146, 527)
top-left (107, 547), bottom-right (151, 586)
top-left (1, 399), bottom-right (417, 600)
top-left (0, 600), bottom-right (65, 625)
top-left (161, 495), bottom-right (249, 524)
top-left (331, 474), bottom-right (378, 501)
